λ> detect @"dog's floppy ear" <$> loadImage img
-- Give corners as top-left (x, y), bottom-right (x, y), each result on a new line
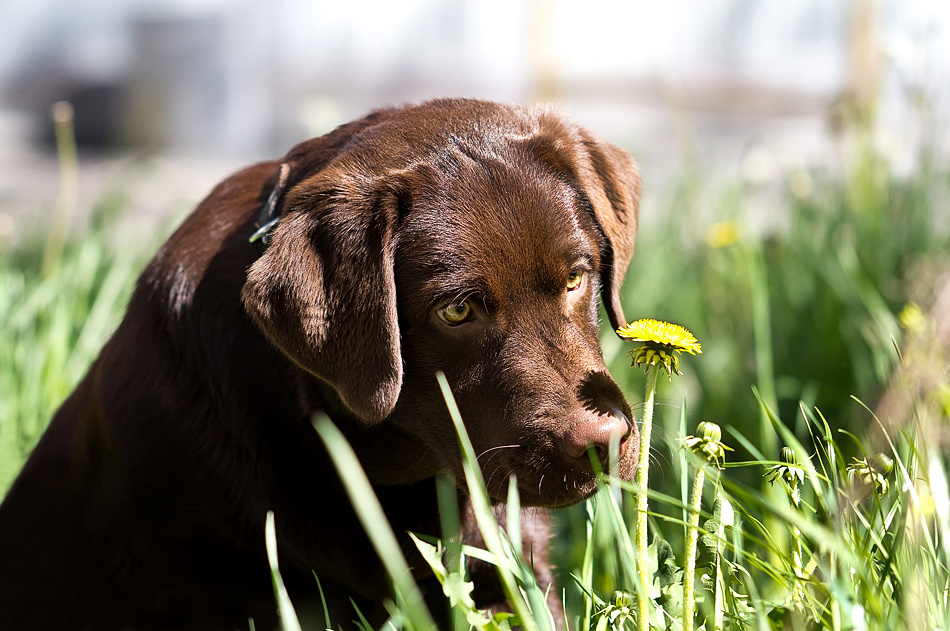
top-left (575, 130), bottom-right (641, 332)
top-left (242, 167), bottom-right (402, 425)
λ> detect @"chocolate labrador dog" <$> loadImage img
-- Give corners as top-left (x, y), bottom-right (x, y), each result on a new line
top-left (0, 99), bottom-right (641, 629)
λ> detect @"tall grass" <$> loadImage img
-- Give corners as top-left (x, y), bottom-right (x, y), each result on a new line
top-left (296, 354), bottom-right (948, 631)
top-left (0, 189), bottom-right (156, 496)
top-left (2, 107), bottom-right (949, 628)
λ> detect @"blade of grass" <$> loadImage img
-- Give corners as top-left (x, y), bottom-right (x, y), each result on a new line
top-left (264, 511), bottom-right (303, 631)
top-left (507, 475), bottom-right (523, 558)
top-left (65, 250), bottom-right (137, 377)
top-left (312, 414), bottom-right (437, 631)
top-left (436, 371), bottom-right (548, 631)
top-left (597, 482), bottom-right (638, 590)
top-left (580, 500), bottom-right (596, 631)
top-left (312, 573), bottom-right (332, 631)
top-left (435, 473), bottom-right (467, 631)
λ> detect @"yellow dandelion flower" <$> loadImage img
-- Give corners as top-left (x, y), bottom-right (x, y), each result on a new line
top-left (898, 302), bottom-right (926, 333)
top-left (704, 220), bottom-right (740, 248)
top-left (617, 319), bottom-right (702, 352)
top-left (616, 319), bottom-right (702, 378)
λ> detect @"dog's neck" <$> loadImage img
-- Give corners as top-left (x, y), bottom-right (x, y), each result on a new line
top-left (296, 375), bottom-right (444, 484)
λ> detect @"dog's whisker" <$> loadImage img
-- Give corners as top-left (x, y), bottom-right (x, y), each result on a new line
top-left (485, 464), bottom-right (509, 496)
top-left (476, 444), bottom-right (521, 476)
top-left (409, 447), bottom-right (437, 475)
top-left (479, 451), bottom-right (505, 471)
top-left (476, 444), bottom-right (520, 460)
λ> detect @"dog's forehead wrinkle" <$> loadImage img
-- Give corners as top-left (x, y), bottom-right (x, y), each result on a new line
top-left (404, 196), bottom-right (594, 307)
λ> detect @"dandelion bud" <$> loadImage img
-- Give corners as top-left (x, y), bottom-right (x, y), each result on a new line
top-left (612, 590), bottom-right (634, 608)
top-left (765, 447), bottom-right (806, 494)
top-left (683, 421), bottom-right (731, 469)
top-left (780, 447), bottom-right (798, 466)
top-left (847, 453), bottom-right (894, 496)
top-left (697, 421), bottom-right (722, 444)
top-left (871, 453), bottom-right (894, 476)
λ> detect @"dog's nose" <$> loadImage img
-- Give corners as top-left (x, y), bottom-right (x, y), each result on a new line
top-left (562, 408), bottom-right (633, 464)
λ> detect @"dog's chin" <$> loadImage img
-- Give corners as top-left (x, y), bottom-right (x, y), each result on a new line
top-left (486, 453), bottom-right (639, 507)
top-left (443, 441), bottom-right (639, 508)
top-left (481, 470), bottom-right (603, 509)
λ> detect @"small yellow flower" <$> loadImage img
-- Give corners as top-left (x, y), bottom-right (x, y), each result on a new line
top-left (704, 220), bottom-right (740, 248)
top-left (616, 318), bottom-right (702, 378)
top-left (898, 302), bottom-right (926, 333)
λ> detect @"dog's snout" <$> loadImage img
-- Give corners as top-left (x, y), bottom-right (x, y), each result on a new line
top-left (562, 408), bottom-right (633, 462)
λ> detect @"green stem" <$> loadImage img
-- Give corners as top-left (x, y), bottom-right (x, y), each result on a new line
top-left (43, 101), bottom-right (78, 277)
top-left (712, 493), bottom-right (727, 631)
top-left (792, 523), bottom-right (803, 606)
top-left (791, 483), bottom-right (803, 580)
top-left (636, 367), bottom-right (659, 631)
top-left (782, 482), bottom-right (805, 610)
top-left (682, 465), bottom-right (706, 631)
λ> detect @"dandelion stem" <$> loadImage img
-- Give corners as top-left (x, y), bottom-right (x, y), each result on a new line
top-left (787, 477), bottom-right (804, 606)
top-left (791, 520), bottom-right (804, 608)
top-left (682, 464), bottom-right (706, 631)
top-left (636, 367), bottom-right (658, 631)
top-left (791, 495), bottom-right (803, 571)
top-left (711, 495), bottom-right (730, 631)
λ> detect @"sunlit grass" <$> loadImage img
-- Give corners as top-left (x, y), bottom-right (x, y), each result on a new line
top-left (2, 107), bottom-right (949, 628)
top-left (281, 359), bottom-right (949, 631)
top-left (0, 198), bottom-right (154, 495)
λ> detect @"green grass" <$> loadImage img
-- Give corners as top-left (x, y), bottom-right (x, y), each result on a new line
top-left (0, 189), bottom-right (155, 495)
top-left (304, 363), bottom-right (949, 631)
top-left (2, 118), bottom-right (949, 629)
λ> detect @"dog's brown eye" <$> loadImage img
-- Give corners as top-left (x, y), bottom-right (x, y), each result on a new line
top-left (566, 270), bottom-right (585, 291)
top-left (438, 301), bottom-right (472, 325)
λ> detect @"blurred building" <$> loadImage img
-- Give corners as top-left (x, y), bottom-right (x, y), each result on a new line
top-left (0, 0), bottom-right (948, 238)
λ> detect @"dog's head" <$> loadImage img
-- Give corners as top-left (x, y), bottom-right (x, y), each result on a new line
top-left (242, 100), bottom-right (641, 507)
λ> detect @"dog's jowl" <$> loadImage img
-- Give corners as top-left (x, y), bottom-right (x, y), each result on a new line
top-left (0, 99), bottom-right (642, 630)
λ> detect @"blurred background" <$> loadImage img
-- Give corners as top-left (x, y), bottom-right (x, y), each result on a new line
top-left (1, 0), bottom-right (948, 239)
top-left (3, 0), bottom-right (950, 544)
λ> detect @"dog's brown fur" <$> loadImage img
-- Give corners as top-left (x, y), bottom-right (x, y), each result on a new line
top-left (0, 99), bottom-right (641, 630)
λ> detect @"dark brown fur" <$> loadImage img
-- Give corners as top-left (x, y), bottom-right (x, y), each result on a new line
top-left (0, 99), bottom-right (641, 630)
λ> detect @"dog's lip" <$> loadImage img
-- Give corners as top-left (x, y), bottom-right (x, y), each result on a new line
top-left (445, 409), bottom-right (638, 506)
top-left (504, 474), bottom-right (601, 508)
top-left (482, 436), bottom-right (638, 506)
top-left (477, 457), bottom-right (605, 507)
